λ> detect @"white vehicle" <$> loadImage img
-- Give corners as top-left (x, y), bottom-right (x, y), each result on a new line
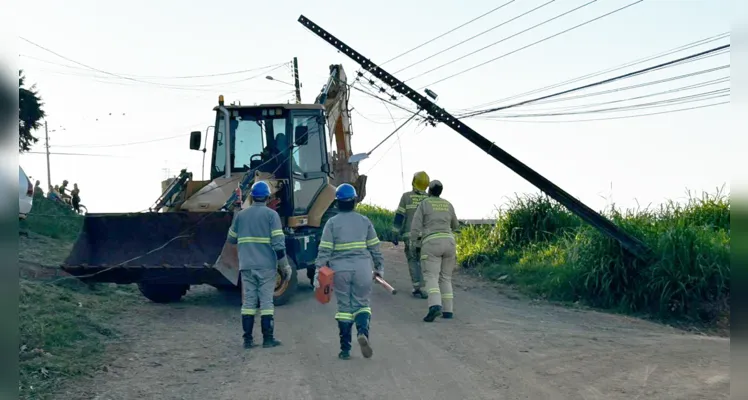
top-left (19, 166), bottom-right (33, 219)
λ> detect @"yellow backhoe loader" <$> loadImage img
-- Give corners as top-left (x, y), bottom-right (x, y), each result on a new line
top-left (61, 65), bottom-right (367, 305)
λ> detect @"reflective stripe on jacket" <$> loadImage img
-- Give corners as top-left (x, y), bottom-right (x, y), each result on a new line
top-left (227, 202), bottom-right (285, 270)
top-left (410, 196), bottom-right (459, 246)
top-left (316, 211), bottom-right (384, 273)
top-left (391, 189), bottom-right (428, 238)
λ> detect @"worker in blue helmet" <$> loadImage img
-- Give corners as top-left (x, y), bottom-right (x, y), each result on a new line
top-left (226, 180), bottom-right (290, 349)
top-left (314, 183), bottom-right (384, 360)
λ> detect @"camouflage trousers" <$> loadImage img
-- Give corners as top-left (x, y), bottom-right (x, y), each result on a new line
top-left (403, 238), bottom-right (423, 290)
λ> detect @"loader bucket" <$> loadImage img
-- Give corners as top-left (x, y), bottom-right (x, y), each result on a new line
top-left (61, 212), bottom-right (238, 286)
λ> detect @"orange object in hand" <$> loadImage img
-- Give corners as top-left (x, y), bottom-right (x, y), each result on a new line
top-left (315, 266), bottom-right (335, 304)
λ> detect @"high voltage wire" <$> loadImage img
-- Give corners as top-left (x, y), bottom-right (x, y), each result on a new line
top-left (392, 0), bottom-right (546, 74)
top-left (477, 101), bottom-right (728, 124)
top-left (19, 36), bottom-right (290, 89)
top-left (19, 53), bottom-right (288, 79)
top-left (52, 133), bottom-right (187, 149)
top-left (415, 0), bottom-right (644, 89)
top-left (459, 44), bottom-right (730, 118)
top-left (462, 32), bottom-right (731, 111)
top-left (379, 1), bottom-right (517, 67)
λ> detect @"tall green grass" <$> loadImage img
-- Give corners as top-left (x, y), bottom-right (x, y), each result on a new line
top-left (359, 192), bottom-right (730, 324)
top-left (20, 194), bottom-right (83, 240)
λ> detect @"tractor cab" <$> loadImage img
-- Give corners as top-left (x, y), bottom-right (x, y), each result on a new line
top-left (189, 99), bottom-right (332, 221)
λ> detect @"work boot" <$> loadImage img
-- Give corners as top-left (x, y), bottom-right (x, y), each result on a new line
top-left (412, 288), bottom-right (428, 299)
top-left (260, 315), bottom-right (282, 348)
top-left (337, 321), bottom-right (353, 360)
top-left (242, 315), bottom-right (256, 349)
top-left (442, 312), bottom-right (453, 319)
top-left (423, 305), bottom-right (442, 322)
top-left (354, 312), bottom-right (373, 359)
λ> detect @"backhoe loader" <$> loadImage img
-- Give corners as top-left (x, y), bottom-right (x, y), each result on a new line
top-left (61, 64), bottom-right (367, 305)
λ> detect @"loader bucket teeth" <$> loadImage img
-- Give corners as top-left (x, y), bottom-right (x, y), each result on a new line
top-left (61, 212), bottom-right (237, 286)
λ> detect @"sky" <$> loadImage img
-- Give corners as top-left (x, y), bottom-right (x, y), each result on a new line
top-left (15, 0), bottom-right (732, 219)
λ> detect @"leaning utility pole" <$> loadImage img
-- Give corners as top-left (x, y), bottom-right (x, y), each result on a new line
top-left (297, 15), bottom-right (652, 261)
top-left (292, 57), bottom-right (302, 104)
top-left (44, 120), bottom-right (51, 190)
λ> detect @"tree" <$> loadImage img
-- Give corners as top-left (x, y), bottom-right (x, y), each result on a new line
top-left (19, 70), bottom-right (46, 153)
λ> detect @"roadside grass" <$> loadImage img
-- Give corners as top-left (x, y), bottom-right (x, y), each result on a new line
top-left (359, 191), bottom-right (730, 328)
top-left (19, 195), bottom-right (137, 399)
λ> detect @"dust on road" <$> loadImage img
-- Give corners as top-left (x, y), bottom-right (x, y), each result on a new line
top-left (60, 244), bottom-right (730, 400)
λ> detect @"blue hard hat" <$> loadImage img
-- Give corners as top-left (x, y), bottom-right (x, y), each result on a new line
top-left (250, 181), bottom-right (271, 198)
top-left (335, 183), bottom-right (357, 202)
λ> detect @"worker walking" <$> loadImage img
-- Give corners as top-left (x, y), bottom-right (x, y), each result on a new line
top-left (314, 183), bottom-right (384, 360)
top-left (391, 171), bottom-right (430, 299)
top-left (410, 180), bottom-right (460, 322)
top-left (226, 181), bottom-right (292, 349)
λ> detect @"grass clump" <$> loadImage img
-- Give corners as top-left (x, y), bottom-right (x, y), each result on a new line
top-left (361, 190), bottom-right (730, 326)
top-left (358, 204), bottom-right (397, 242)
top-left (20, 194), bottom-right (83, 241)
top-left (18, 280), bottom-right (137, 399)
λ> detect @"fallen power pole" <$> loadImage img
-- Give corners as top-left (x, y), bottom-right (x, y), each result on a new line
top-left (297, 15), bottom-right (653, 261)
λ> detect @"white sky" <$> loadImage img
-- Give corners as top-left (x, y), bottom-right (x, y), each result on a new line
top-left (17, 0), bottom-right (732, 218)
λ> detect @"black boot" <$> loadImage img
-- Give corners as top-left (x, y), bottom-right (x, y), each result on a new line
top-left (412, 288), bottom-right (428, 299)
top-left (337, 321), bottom-right (353, 360)
top-left (423, 305), bottom-right (442, 322)
top-left (354, 313), bottom-right (373, 358)
top-left (242, 315), bottom-right (256, 349)
top-left (260, 315), bottom-right (282, 348)
top-left (442, 312), bottom-right (453, 319)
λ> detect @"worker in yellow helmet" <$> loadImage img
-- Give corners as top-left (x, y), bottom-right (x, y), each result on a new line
top-left (390, 171), bottom-right (430, 299)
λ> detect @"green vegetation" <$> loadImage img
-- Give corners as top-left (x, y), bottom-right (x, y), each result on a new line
top-left (20, 193), bottom-right (83, 241)
top-left (19, 196), bottom-right (135, 399)
top-left (359, 191), bottom-right (730, 326)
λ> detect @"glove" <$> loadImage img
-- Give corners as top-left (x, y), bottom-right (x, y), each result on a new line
top-left (313, 268), bottom-right (320, 289)
top-left (391, 237), bottom-right (399, 246)
top-left (373, 269), bottom-right (383, 281)
top-left (278, 257), bottom-right (291, 279)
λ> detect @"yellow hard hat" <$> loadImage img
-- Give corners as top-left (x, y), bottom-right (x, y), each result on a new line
top-left (412, 171), bottom-right (430, 192)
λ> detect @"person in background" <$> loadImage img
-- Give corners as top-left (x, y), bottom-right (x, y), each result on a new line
top-left (48, 185), bottom-right (62, 203)
top-left (33, 180), bottom-right (44, 196)
top-left (391, 171), bottom-right (430, 299)
top-left (71, 183), bottom-right (81, 213)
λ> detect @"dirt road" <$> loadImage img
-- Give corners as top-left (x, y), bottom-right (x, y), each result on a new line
top-left (60, 244), bottom-right (730, 400)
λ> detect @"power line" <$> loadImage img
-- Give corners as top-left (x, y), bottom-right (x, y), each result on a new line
top-left (379, 1), bottom-right (517, 67)
top-left (477, 100), bottom-right (728, 123)
top-left (462, 32), bottom-right (730, 110)
top-left (512, 75), bottom-right (729, 114)
top-left (483, 89), bottom-right (729, 118)
top-left (416, 0), bottom-right (644, 90)
top-left (404, 0), bottom-right (601, 83)
top-left (19, 53), bottom-right (287, 79)
top-left (460, 44), bottom-right (730, 118)
top-left (52, 133), bottom-right (188, 149)
top-left (514, 66), bottom-right (729, 109)
top-left (394, 0), bottom-right (556, 75)
top-left (19, 37), bottom-right (290, 89)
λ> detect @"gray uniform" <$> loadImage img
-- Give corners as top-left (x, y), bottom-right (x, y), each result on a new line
top-left (227, 202), bottom-right (286, 317)
top-left (315, 211), bottom-right (384, 322)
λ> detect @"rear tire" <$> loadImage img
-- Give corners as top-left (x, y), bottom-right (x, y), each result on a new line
top-left (138, 283), bottom-right (189, 303)
top-left (273, 260), bottom-right (298, 306)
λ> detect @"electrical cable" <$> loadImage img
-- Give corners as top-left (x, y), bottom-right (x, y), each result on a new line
top-left (461, 32), bottom-right (730, 110)
top-left (416, 0), bottom-right (644, 89)
top-left (394, 0), bottom-right (556, 75)
top-left (404, 0), bottom-right (602, 83)
top-left (19, 53), bottom-right (288, 79)
top-left (52, 134), bottom-right (187, 149)
top-left (508, 66), bottom-right (730, 110)
top-left (363, 119), bottom-right (422, 175)
top-left (477, 100), bottom-right (728, 123)
top-left (379, 1), bottom-right (517, 67)
top-left (460, 44), bottom-right (730, 118)
top-left (479, 89), bottom-right (729, 118)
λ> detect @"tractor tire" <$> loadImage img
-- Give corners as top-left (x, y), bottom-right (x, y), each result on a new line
top-left (138, 283), bottom-right (189, 303)
top-left (273, 264), bottom-right (298, 306)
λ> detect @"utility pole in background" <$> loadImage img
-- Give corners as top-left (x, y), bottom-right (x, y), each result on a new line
top-left (292, 57), bottom-right (301, 104)
top-left (44, 120), bottom-right (51, 191)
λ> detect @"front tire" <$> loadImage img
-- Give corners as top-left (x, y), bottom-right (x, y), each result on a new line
top-left (138, 283), bottom-right (189, 303)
